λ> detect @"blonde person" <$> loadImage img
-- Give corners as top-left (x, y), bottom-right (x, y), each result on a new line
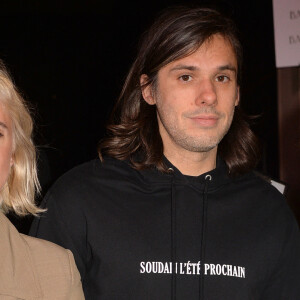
top-left (0, 61), bottom-right (85, 299)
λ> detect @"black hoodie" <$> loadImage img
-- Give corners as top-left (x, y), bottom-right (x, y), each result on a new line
top-left (30, 157), bottom-right (300, 299)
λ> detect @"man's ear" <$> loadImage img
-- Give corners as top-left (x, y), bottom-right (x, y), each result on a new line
top-left (140, 74), bottom-right (156, 105)
top-left (235, 86), bottom-right (240, 106)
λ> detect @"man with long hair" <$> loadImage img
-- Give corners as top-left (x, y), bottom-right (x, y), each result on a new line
top-left (31, 6), bottom-right (300, 299)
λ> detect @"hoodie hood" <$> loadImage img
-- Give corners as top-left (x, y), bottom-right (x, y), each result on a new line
top-left (125, 155), bottom-right (232, 190)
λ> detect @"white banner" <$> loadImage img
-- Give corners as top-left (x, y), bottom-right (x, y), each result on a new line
top-left (273, 0), bottom-right (300, 68)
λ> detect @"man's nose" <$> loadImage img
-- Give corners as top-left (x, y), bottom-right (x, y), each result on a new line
top-left (195, 79), bottom-right (217, 106)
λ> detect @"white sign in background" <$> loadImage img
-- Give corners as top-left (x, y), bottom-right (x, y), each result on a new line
top-left (273, 0), bottom-right (300, 68)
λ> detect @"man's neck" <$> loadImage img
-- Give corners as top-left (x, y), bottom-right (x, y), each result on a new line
top-left (164, 147), bottom-right (217, 176)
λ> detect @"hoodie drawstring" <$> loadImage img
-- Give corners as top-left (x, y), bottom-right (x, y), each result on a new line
top-left (199, 174), bottom-right (211, 300)
top-left (170, 170), bottom-right (176, 300)
top-left (170, 170), bottom-right (211, 300)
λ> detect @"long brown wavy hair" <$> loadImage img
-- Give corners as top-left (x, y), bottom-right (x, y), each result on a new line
top-left (98, 6), bottom-right (260, 176)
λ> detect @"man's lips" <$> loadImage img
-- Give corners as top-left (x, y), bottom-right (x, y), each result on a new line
top-left (189, 115), bottom-right (219, 127)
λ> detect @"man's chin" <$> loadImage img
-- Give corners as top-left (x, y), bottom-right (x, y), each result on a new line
top-left (180, 139), bottom-right (219, 153)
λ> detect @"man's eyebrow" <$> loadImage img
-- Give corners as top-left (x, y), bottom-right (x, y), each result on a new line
top-left (169, 64), bottom-right (237, 73)
top-left (0, 121), bottom-right (8, 129)
top-left (169, 65), bottom-right (199, 72)
top-left (218, 64), bottom-right (237, 73)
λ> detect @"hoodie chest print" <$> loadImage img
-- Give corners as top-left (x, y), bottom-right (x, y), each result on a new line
top-left (140, 261), bottom-right (246, 278)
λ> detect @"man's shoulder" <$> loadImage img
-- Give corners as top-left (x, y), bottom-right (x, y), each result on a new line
top-left (234, 170), bottom-right (285, 198)
top-left (44, 157), bottom-right (141, 205)
top-left (56, 158), bottom-right (106, 182)
top-left (55, 157), bottom-right (134, 184)
top-left (50, 157), bottom-right (125, 189)
top-left (236, 171), bottom-right (297, 225)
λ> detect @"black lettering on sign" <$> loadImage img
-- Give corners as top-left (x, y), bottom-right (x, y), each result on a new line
top-left (290, 10), bottom-right (300, 20)
top-left (289, 35), bottom-right (300, 44)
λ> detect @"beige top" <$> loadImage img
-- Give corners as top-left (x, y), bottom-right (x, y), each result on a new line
top-left (0, 212), bottom-right (85, 300)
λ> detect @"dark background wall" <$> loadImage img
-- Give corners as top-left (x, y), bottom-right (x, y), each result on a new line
top-left (1, 0), bottom-right (278, 192)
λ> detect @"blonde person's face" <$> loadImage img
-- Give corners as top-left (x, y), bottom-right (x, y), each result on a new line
top-left (0, 104), bottom-right (13, 190)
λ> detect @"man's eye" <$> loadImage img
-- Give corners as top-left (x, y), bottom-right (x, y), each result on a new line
top-left (216, 75), bottom-right (229, 82)
top-left (179, 75), bottom-right (192, 82)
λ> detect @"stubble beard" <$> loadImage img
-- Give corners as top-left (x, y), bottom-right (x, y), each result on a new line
top-left (156, 105), bottom-right (234, 154)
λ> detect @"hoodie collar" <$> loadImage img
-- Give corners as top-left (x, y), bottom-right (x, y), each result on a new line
top-left (134, 156), bottom-right (231, 190)
top-left (0, 212), bottom-right (43, 299)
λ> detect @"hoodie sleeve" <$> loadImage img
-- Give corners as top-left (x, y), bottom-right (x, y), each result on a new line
top-left (260, 210), bottom-right (300, 299)
top-left (29, 178), bottom-right (90, 283)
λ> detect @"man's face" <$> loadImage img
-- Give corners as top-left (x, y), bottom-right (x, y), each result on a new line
top-left (0, 103), bottom-right (13, 191)
top-left (142, 34), bottom-right (239, 156)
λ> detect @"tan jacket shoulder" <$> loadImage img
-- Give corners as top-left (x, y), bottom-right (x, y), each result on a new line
top-left (0, 212), bottom-right (85, 300)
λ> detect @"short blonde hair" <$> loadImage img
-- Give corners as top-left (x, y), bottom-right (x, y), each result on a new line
top-left (0, 61), bottom-right (43, 215)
